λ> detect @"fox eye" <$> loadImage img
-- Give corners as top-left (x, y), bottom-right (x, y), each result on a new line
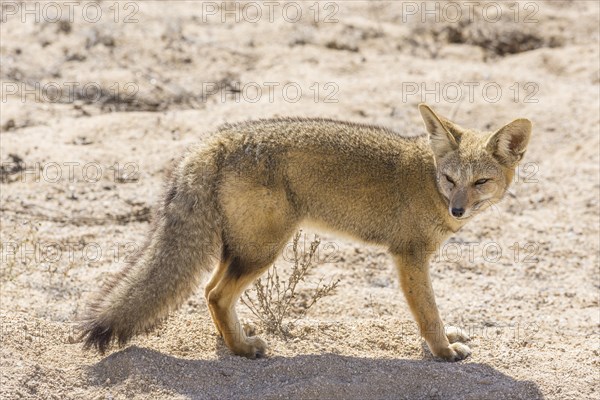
top-left (475, 178), bottom-right (490, 186)
top-left (444, 174), bottom-right (455, 185)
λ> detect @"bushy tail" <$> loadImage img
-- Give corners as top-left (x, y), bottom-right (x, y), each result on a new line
top-left (80, 146), bottom-right (223, 353)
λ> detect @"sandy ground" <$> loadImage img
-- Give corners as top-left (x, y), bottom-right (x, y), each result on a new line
top-left (1, 1), bottom-right (599, 399)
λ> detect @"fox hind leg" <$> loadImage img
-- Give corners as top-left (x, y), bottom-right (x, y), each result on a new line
top-left (211, 177), bottom-right (299, 357)
top-left (204, 253), bottom-right (265, 339)
top-left (204, 259), bottom-right (228, 336)
top-left (207, 253), bottom-right (277, 358)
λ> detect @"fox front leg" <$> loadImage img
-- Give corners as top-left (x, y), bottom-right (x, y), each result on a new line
top-left (394, 250), bottom-right (471, 361)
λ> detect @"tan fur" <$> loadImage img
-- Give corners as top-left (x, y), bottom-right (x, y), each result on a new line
top-left (80, 104), bottom-right (532, 361)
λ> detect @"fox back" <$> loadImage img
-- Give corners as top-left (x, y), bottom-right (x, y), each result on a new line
top-left (213, 108), bottom-right (529, 255)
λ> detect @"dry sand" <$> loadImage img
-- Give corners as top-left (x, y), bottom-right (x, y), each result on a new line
top-left (1, 1), bottom-right (599, 399)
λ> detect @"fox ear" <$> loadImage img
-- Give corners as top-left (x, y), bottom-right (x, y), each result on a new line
top-left (418, 103), bottom-right (458, 160)
top-left (486, 118), bottom-right (532, 167)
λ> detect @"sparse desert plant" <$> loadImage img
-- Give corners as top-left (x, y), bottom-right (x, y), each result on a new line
top-left (0, 220), bottom-right (39, 282)
top-left (241, 232), bottom-right (340, 338)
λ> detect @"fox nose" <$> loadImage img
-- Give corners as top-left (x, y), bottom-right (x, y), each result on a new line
top-left (451, 207), bottom-right (465, 218)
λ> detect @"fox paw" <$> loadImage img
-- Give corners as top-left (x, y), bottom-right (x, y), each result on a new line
top-left (434, 342), bottom-right (471, 362)
top-left (233, 335), bottom-right (268, 359)
top-left (445, 326), bottom-right (470, 344)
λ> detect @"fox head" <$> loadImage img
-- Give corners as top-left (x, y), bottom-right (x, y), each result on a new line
top-left (418, 103), bottom-right (532, 221)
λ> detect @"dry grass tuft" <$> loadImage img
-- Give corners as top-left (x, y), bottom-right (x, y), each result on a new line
top-left (241, 232), bottom-right (340, 338)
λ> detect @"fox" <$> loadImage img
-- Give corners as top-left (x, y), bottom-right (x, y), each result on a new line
top-left (80, 103), bottom-right (532, 361)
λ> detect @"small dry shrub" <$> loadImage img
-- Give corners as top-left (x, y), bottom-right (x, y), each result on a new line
top-left (0, 220), bottom-right (39, 281)
top-left (241, 232), bottom-right (339, 338)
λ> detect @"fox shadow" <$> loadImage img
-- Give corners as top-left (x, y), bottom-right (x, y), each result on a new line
top-left (88, 345), bottom-right (543, 399)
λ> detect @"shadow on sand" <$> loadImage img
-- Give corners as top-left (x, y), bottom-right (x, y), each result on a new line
top-left (88, 346), bottom-right (543, 399)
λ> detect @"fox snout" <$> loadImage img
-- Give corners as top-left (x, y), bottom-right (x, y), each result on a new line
top-left (450, 207), bottom-right (465, 218)
top-left (449, 190), bottom-right (469, 219)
